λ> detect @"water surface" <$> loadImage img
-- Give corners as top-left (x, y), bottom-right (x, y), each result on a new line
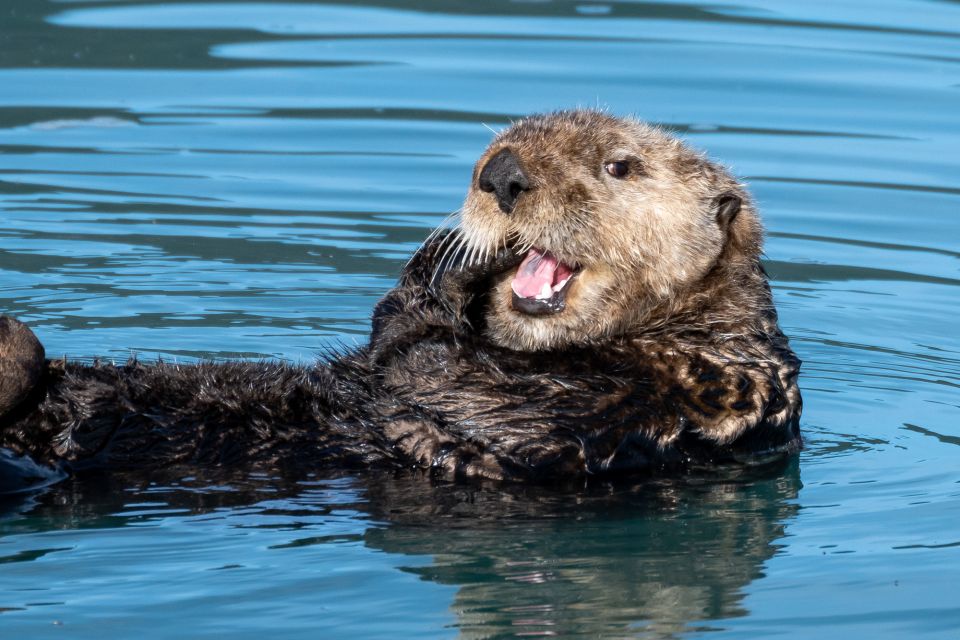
top-left (1, 1), bottom-right (959, 637)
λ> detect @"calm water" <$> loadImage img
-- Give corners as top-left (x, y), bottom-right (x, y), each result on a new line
top-left (1, 0), bottom-right (959, 637)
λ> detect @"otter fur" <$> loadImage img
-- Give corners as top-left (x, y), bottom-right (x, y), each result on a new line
top-left (0, 110), bottom-right (801, 487)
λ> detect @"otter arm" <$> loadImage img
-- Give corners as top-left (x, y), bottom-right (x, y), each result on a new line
top-left (369, 230), bottom-right (515, 362)
top-left (380, 338), bottom-right (802, 481)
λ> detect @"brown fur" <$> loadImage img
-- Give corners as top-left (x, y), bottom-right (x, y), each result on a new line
top-left (459, 111), bottom-right (765, 352)
top-left (371, 110), bottom-right (801, 470)
top-left (0, 110), bottom-right (801, 486)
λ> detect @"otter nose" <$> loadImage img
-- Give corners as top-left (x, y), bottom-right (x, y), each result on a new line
top-left (478, 148), bottom-right (530, 214)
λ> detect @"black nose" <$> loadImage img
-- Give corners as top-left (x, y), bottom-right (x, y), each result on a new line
top-left (478, 148), bottom-right (530, 214)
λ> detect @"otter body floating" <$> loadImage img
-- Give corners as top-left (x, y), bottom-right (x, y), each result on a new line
top-left (0, 111), bottom-right (801, 492)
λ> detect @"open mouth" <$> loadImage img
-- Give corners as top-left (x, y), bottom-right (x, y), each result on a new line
top-left (510, 248), bottom-right (580, 316)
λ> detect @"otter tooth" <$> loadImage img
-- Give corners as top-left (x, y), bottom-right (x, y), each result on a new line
top-left (552, 276), bottom-right (571, 293)
top-left (537, 282), bottom-right (553, 300)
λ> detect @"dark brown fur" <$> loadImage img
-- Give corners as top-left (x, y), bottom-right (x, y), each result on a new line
top-left (0, 111), bottom-right (801, 487)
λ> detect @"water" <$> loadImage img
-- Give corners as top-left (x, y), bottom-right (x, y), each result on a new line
top-left (1, 0), bottom-right (959, 637)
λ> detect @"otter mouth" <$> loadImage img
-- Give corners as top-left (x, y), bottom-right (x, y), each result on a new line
top-left (510, 248), bottom-right (580, 316)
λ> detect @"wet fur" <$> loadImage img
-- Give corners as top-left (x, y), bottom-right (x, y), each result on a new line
top-left (0, 110), bottom-right (801, 485)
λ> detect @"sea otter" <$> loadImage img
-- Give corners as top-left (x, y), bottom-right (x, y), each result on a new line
top-left (0, 110), bottom-right (801, 490)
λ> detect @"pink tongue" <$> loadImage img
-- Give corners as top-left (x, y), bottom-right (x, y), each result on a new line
top-left (511, 248), bottom-right (559, 299)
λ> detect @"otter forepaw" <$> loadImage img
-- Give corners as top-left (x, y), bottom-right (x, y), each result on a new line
top-left (413, 229), bottom-right (518, 303)
top-left (382, 417), bottom-right (506, 482)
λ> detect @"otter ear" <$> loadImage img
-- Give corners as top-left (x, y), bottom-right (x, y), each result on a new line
top-left (714, 192), bottom-right (741, 230)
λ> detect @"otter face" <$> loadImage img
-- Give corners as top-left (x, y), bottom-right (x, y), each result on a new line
top-left (457, 110), bottom-right (760, 351)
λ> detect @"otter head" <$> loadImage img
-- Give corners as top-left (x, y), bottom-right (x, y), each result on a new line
top-left (457, 110), bottom-right (764, 351)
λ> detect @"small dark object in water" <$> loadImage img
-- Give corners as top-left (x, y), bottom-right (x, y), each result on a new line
top-left (0, 111), bottom-right (802, 491)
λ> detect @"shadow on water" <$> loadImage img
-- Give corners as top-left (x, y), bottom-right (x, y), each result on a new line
top-left (0, 460), bottom-right (800, 637)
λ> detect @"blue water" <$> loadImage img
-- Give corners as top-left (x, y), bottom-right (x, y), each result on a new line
top-left (1, 1), bottom-right (959, 637)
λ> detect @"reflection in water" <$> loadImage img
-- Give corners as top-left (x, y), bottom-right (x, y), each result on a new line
top-left (1, 462), bottom-right (799, 637)
top-left (364, 466), bottom-right (800, 637)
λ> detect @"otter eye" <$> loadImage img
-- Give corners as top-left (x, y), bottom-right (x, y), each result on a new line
top-left (604, 161), bottom-right (629, 178)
